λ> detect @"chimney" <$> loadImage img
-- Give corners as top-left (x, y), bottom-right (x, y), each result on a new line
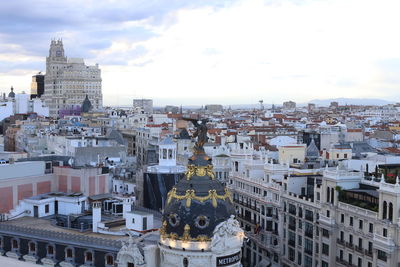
top-left (92, 202), bottom-right (101, 232)
top-left (123, 198), bottom-right (133, 219)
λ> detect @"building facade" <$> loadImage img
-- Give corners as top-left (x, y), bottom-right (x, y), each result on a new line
top-left (42, 39), bottom-right (102, 117)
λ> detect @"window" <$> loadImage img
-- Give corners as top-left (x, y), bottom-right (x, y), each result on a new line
top-left (383, 228), bottom-right (387, 237)
top-left (289, 247), bottom-right (295, 261)
top-left (358, 238), bottom-right (363, 249)
top-left (341, 213), bottom-right (344, 223)
top-left (322, 243), bottom-right (329, 255)
top-left (289, 204), bottom-right (296, 215)
top-left (339, 250), bottom-right (343, 260)
top-left (378, 250), bottom-right (387, 262)
top-left (369, 223), bottom-right (373, 233)
top-left (183, 257), bottom-right (189, 267)
top-left (304, 255), bottom-right (312, 267)
top-left (326, 210), bottom-right (330, 218)
top-left (297, 252), bottom-right (302, 265)
top-left (45, 204), bottom-right (49, 213)
top-left (305, 222), bottom-right (313, 238)
top-left (322, 261), bottom-right (328, 267)
top-left (288, 231), bottom-right (296, 247)
top-left (322, 228), bottom-right (329, 238)
top-left (358, 257), bottom-right (362, 267)
top-left (340, 231), bottom-right (344, 241)
top-left (359, 219), bottom-right (363, 229)
top-left (106, 255), bottom-right (114, 265)
top-left (305, 210), bottom-right (313, 221)
top-left (350, 217), bottom-right (353, 226)
top-left (86, 251), bottom-right (93, 262)
top-left (349, 234), bottom-right (353, 245)
top-left (47, 245), bottom-right (54, 255)
top-left (305, 239), bottom-right (313, 255)
top-left (29, 242), bottom-right (36, 252)
top-left (66, 248), bottom-right (73, 258)
top-left (348, 254), bottom-right (353, 265)
top-left (383, 201), bottom-right (387, 219)
top-left (12, 239), bottom-right (18, 249)
top-left (368, 242), bottom-right (373, 253)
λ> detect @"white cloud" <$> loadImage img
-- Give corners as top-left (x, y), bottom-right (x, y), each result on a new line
top-left (3, 0), bottom-right (400, 105)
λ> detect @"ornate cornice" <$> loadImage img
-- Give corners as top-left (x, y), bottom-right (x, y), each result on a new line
top-left (185, 164), bottom-right (215, 180)
top-left (166, 187), bottom-right (233, 208)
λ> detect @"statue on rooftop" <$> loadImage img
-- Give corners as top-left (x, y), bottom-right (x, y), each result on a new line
top-left (183, 118), bottom-right (209, 154)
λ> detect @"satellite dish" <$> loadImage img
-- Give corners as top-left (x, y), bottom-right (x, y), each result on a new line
top-left (68, 158), bottom-right (74, 166)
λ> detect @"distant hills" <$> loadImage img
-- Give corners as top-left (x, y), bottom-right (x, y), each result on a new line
top-left (306, 98), bottom-right (394, 107)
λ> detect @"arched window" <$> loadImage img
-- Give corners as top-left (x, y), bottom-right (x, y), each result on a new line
top-left (47, 245), bottom-right (54, 256)
top-left (65, 247), bottom-right (73, 258)
top-left (29, 242), bottom-right (36, 253)
top-left (389, 202), bottom-right (393, 221)
top-left (383, 201), bottom-right (387, 220)
top-left (12, 239), bottom-right (18, 249)
top-left (183, 257), bottom-right (189, 267)
top-left (85, 251), bottom-right (93, 262)
top-left (326, 187), bottom-right (330, 203)
top-left (105, 254), bottom-right (114, 265)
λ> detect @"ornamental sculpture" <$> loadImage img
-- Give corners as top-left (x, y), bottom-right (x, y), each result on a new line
top-left (182, 118), bottom-right (209, 154)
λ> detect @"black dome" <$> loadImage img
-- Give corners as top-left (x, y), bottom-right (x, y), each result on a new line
top-left (81, 95), bottom-right (92, 112)
top-left (8, 86), bottom-right (15, 98)
top-left (161, 153), bottom-right (235, 241)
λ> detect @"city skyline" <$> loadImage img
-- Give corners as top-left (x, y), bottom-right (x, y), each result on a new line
top-left (1, 0), bottom-right (400, 106)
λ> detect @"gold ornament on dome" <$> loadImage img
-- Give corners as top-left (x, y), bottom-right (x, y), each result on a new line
top-left (185, 164), bottom-right (215, 180)
top-left (182, 224), bottom-right (191, 241)
top-left (166, 187), bottom-right (233, 208)
top-left (159, 219), bottom-right (212, 241)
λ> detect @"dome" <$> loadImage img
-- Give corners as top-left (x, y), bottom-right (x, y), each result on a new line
top-left (161, 152), bottom-right (235, 241)
top-left (306, 139), bottom-right (320, 160)
top-left (81, 95), bottom-right (92, 112)
top-left (8, 86), bottom-right (15, 98)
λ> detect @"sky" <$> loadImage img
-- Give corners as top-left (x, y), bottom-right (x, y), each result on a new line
top-left (1, 0), bottom-right (400, 106)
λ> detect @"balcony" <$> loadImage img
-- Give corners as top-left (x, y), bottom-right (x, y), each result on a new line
top-left (345, 242), bottom-right (354, 249)
top-left (365, 249), bottom-right (373, 257)
top-left (373, 233), bottom-right (396, 250)
top-left (355, 246), bottom-right (363, 253)
top-left (337, 238), bottom-right (345, 246)
top-left (319, 214), bottom-right (335, 225)
top-left (338, 202), bottom-right (378, 219)
top-left (336, 257), bottom-right (347, 265)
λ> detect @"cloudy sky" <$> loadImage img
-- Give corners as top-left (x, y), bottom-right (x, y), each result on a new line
top-left (1, 0), bottom-right (400, 106)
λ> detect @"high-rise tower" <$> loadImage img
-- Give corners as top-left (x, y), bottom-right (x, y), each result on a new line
top-left (42, 39), bottom-right (103, 117)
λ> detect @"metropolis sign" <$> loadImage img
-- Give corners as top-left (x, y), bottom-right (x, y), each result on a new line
top-left (216, 251), bottom-right (241, 266)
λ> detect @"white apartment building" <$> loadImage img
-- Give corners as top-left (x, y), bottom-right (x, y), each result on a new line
top-left (228, 140), bottom-right (400, 267)
top-left (0, 91), bottom-right (49, 121)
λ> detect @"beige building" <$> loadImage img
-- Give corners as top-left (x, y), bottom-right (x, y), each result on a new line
top-left (42, 40), bottom-right (102, 117)
top-left (279, 144), bottom-right (306, 164)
